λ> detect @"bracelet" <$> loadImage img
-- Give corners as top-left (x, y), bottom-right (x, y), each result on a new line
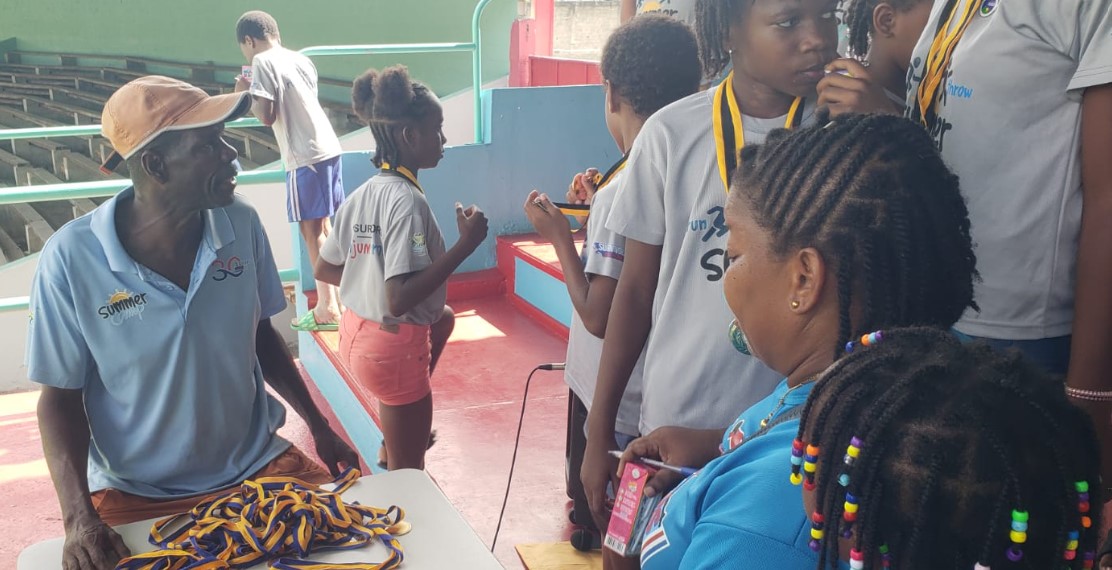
top-left (1064, 386), bottom-right (1112, 402)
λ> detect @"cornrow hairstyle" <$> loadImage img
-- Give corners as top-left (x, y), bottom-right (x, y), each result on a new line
top-left (236, 11), bottom-right (280, 43)
top-left (600, 13), bottom-right (701, 119)
top-left (842, 0), bottom-right (930, 60)
top-left (730, 113), bottom-right (979, 358)
top-left (695, 0), bottom-right (755, 79)
top-left (796, 326), bottom-right (1102, 569)
top-left (351, 65), bottom-right (439, 168)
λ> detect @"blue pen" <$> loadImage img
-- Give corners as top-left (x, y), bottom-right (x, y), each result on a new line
top-left (609, 450), bottom-right (697, 478)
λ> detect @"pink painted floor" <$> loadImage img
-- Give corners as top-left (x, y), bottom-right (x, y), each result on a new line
top-left (0, 295), bottom-right (575, 569)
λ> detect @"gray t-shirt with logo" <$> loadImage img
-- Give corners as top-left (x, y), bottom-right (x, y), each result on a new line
top-left (320, 173), bottom-right (447, 326)
top-left (605, 90), bottom-right (813, 433)
top-left (905, 0), bottom-right (1112, 339)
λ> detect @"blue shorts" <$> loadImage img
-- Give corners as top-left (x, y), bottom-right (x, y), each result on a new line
top-left (286, 155), bottom-right (344, 222)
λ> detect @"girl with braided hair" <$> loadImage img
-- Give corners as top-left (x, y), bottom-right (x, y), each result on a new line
top-left (613, 113), bottom-right (977, 569)
top-left (815, 0), bottom-right (931, 117)
top-left (314, 65), bottom-right (489, 471)
top-left (798, 326), bottom-right (1102, 569)
top-left (583, 0), bottom-right (839, 536)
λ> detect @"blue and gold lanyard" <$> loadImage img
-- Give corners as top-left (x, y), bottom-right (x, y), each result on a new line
top-left (381, 162), bottom-right (423, 195)
top-left (115, 469), bottom-right (407, 570)
top-left (712, 71), bottom-right (804, 193)
top-left (913, 0), bottom-right (978, 127)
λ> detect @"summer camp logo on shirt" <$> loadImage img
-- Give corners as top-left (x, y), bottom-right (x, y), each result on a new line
top-left (97, 289), bottom-right (148, 325)
top-left (211, 256), bottom-right (246, 281)
top-left (411, 233), bottom-right (428, 257)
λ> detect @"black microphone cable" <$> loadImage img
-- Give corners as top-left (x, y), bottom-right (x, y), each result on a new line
top-left (490, 362), bottom-right (565, 553)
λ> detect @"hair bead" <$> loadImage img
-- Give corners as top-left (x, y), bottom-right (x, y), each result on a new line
top-left (809, 512), bottom-right (825, 551)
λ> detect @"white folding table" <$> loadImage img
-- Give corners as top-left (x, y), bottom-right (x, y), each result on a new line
top-left (18, 469), bottom-right (503, 569)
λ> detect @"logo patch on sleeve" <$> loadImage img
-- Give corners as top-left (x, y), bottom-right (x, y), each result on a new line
top-left (593, 242), bottom-right (625, 261)
top-left (411, 233), bottom-right (428, 256)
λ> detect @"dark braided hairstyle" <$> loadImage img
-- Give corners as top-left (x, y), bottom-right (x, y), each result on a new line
top-left (600, 13), bottom-right (701, 118)
top-left (797, 326), bottom-right (1102, 569)
top-left (695, 0), bottom-right (754, 79)
top-left (351, 65), bottom-right (439, 168)
top-left (730, 113), bottom-right (978, 359)
top-left (842, 0), bottom-right (930, 60)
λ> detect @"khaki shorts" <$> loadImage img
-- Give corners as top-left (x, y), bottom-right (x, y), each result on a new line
top-left (91, 446), bottom-right (332, 526)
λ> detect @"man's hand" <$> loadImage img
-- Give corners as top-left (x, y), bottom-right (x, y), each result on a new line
top-left (62, 517), bottom-right (130, 570)
top-left (817, 59), bottom-right (901, 118)
top-left (523, 191), bottom-right (572, 242)
top-left (455, 202), bottom-right (489, 251)
top-left (312, 426), bottom-right (360, 477)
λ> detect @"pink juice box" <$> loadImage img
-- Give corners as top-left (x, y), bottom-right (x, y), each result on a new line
top-left (241, 65), bottom-right (253, 82)
top-left (604, 461), bottom-right (662, 557)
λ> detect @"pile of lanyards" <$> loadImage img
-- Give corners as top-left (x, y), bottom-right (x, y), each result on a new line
top-left (115, 469), bottom-right (409, 570)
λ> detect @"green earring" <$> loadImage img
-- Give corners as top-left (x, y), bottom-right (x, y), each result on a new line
top-left (729, 318), bottom-right (751, 356)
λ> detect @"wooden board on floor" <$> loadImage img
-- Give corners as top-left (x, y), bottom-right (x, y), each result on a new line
top-left (516, 543), bottom-right (603, 570)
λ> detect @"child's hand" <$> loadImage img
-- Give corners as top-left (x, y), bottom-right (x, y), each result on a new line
top-left (234, 75), bottom-right (251, 93)
top-left (566, 168), bottom-right (600, 205)
top-left (455, 202), bottom-right (488, 250)
top-left (523, 190), bottom-right (571, 242)
top-left (816, 59), bottom-right (901, 118)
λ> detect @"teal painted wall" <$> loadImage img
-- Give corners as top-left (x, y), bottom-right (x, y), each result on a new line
top-left (294, 84), bottom-right (621, 291)
top-left (0, 0), bottom-right (515, 100)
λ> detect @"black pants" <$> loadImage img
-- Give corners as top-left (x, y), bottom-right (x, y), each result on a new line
top-left (566, 389), bottom-right (597, 531)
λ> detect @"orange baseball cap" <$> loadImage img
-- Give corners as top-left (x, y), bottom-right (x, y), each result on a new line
top-left (100, 75), bottom-right (251, 174)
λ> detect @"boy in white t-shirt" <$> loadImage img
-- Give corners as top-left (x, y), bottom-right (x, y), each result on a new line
top-left (523, 13), bottom-right (701, 534)
top-left (235, 11), bottom-right (345, 331)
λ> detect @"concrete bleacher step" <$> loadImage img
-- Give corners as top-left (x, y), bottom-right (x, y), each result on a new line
top-left (70, 198), bottom-right (98, 219)
top-left (2, 72), bottom-right (80, 88)
top-left (0, 108), bottom-right (87, 154)
top-left (50, 86), bottom-right (106, 111)
top-left (0, 182), bottom-right (27, 262)
top-left (0, 201), bottom-right (54, 253)
top-left (0, 146), bottom-right (33, 185)
top-left (7, 137), bottom-right (75, 176)
top-left (0, 224), bottom-right (24, 263)
top-left (22, 97), bottom-right (100, 126)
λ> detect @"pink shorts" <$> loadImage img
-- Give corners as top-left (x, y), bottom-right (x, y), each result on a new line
top-left (339, 310), bottom-right (432, 406)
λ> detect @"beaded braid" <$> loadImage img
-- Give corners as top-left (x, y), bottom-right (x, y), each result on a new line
top-left (841, 0), bottom-right (931, 60)
top-left (796, 327), bottom-right (1103, 569)
top-left (731, 114), bottom-right (978, 360)
top-left (351, 65), bottom-right (439, 169)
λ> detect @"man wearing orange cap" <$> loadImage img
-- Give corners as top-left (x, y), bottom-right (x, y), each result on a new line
top-left (26, 76), bottom-right (360, 569)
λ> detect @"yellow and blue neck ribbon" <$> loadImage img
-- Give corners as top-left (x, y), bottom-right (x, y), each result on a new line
top-left (380, 162), bottom-right (423, 195)
top-left (914, 0), bottom-right (978, 127)
top-left (712, 71), bottom-right (804, 193)
top-left (592, 153), bottom-right (629, 192)
top-left (116, 468), bottom-right (407, 570)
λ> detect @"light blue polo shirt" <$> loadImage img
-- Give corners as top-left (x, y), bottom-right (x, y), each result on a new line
top-left (25, 188), bottom-right (291, 498)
